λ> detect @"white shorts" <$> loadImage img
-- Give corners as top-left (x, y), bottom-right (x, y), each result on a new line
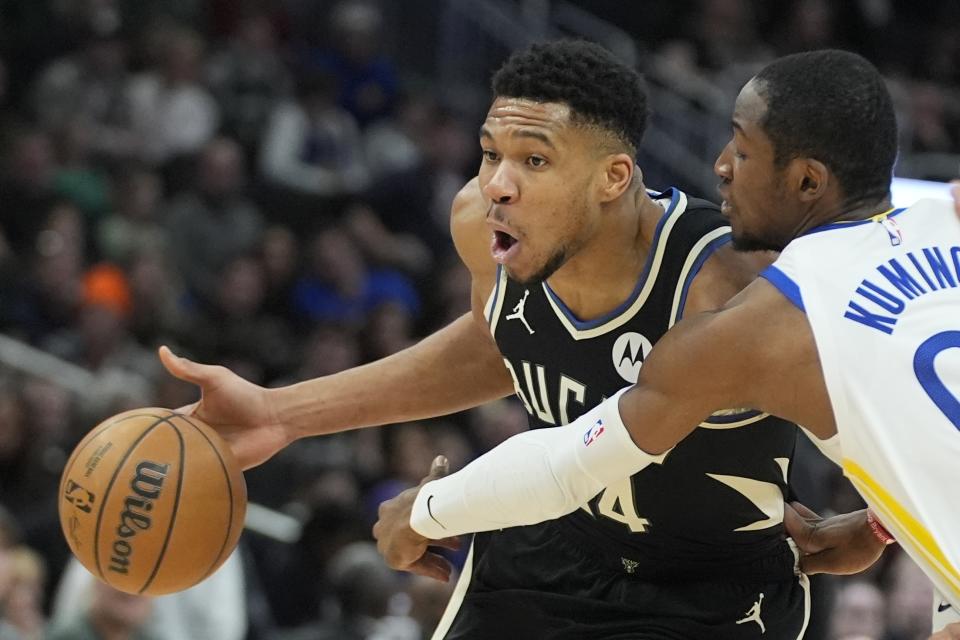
top-left (933, 590), bottom-right (960, 631)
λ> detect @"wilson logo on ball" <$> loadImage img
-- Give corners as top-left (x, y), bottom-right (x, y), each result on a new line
top-left (108, 460), bottom-right (170, 575)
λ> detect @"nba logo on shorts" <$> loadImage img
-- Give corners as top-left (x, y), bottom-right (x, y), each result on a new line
top-left (583, 419), bottom-right (605, 446)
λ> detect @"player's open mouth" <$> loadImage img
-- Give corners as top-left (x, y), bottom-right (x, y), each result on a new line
top-left (491, 230), bottom-right (519, 262)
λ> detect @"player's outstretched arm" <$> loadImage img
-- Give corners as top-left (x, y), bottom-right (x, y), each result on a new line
top-left (158, 311), bottom-right (511, 469)
top-left (374, 279), bottom-right (830, 572)
top-left (159, 179), bottom-right (515, 470)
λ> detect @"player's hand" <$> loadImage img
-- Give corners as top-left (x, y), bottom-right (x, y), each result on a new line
top-left (373, 456), bottom-right (461, 582)
top-left (931, 622), bottom-right (960, 639)
top-left (158, 345), bottom-right (292, 470)
top-left (784, 502), bottom-right (887, 575)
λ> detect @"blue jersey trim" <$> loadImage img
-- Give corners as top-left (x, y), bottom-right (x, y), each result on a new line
top-left (676, 233), bottom-right (732, 322)
top-left (486, 264), bottom-right (503, 324)
top-left (543, 188), bottom-right (682, 329)
top-left (761, 265), bottom-right (806, 312)
top-left (801, 207), bottom-right (906, 236)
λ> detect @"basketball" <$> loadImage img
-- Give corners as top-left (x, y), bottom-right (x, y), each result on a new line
top-left (58, 408), bottom-right (246, 595)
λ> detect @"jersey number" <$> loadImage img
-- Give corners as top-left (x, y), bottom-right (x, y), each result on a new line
top-left (913, 330), bottom-right (960, 431)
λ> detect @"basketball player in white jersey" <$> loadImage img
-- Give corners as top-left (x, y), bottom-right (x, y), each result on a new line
top-left (373, 50), bottom-right (960, 635)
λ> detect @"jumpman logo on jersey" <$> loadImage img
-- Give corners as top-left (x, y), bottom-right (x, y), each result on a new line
top-left (506, 289), bottom-right (535, 334)
top-left (736, 593), bottom-right (765, 634)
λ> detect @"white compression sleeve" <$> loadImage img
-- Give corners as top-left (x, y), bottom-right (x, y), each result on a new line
top-left (409, 387), bottom-right (670, 539)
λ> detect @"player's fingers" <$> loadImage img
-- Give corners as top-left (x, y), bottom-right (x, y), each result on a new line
top-left (408, 552), bottom-right (453, 582)
top-left (157, 345), bottom-right (203, 384)
top-left (431, 536), bottom-right (461, 552)
top-left (788, 500), bottom-right (821, 520)
top-left (951, 181), bottom-right (960, 218)
top-left (797, 550), bottom-right (833, 575)
top-left (784, 504), bottom-right (821, 553)
top-left (429, 455), bottom-right (449, 479)
top-left (172, 401), bottom-right (200, 416)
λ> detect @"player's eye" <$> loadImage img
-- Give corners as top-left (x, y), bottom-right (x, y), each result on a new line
top-left (527, 155), bottom-right (547, 168)
top-left (482, 150), bottom-right (499, 163)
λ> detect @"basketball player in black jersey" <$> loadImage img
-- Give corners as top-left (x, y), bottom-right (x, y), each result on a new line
top-left (159, 41), bottom-right (882, 638)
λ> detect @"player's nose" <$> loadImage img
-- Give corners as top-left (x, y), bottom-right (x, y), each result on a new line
top-left (714, 141), bottom-right (733, 181)
top-left (483, 162), bottom-right (519, 204)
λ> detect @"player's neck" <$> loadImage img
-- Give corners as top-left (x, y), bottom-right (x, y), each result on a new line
top-left (796, 193), bottom-right (893, 236)
top-left (544, 191), bottom-right (661, 321)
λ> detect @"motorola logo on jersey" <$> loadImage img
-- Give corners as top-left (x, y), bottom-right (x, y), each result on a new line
top-left (612, 332), bottom-right (654, 383)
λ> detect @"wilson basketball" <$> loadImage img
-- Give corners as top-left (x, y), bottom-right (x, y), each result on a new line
top-left (58, 408), bottom-right (246, 595)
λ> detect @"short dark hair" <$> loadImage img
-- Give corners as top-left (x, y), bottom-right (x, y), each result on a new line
top-left (492, 40), bottom-right (648, 157)
top-left (754, 49), bottom-right (897, 205)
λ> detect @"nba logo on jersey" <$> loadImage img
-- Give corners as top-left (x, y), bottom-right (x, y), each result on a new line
top-left (583, 420), bottom-right (605, 446)
top-left (880, 216), bottom-right (902, 246)
top-left (612, 332), bottom-right (654, 383)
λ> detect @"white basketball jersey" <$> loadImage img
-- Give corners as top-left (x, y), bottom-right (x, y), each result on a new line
top-left (762, 199), bottom-right (960, 609)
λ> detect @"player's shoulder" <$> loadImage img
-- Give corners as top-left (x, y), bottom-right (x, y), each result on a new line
top-left (450, 177), bottom-right (497, 282)
top-left (451, 177), bottom-right (485, 223)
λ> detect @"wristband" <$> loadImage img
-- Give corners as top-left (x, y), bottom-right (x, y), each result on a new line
top-left (866, 509), bottom-right (896, 545)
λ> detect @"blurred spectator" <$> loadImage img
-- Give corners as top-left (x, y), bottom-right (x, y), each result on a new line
top-left (206, 12), bottom-right (292, 152)
top-left (276, 542), bottom-right (417, 640)
top-left (96, 168), bottom-right (168, 265)
top-left (52, 551), bottom-right (247, 640)
top-left (43, 263), bottom-right (157, 382)
top-left (259, 70), bottom-right (369, 199)
top-left (884, 551), bottom-right (934, 640)
top-left (258, 225), bottom-right (301, 323)
top-left (298, 1), bottom-right (400, 128)
top-left (48, 578), bottom-right (157, 640)
top-left (363, 109), bottom-right (474, 258)
top-left (188, 254), bottom-right (296, 381)
top-left (123, 247), bottom-right (190, 346)
top-left (51, 120), bottom-right (113, 225)
top-left (31, 23), bottom-right (137, 165)
top-left (291, 224), bottom-right (419, 327)
top-left (344, 203), bottom-right (432, 276)
top-left (829, 580), bottom-right (885, 640)
top-left (3, 547), bottom-right (45, 640)
top-left (0, 505), bottom-right (20, 640)
top-left (127, 26), bottom-right (219, 166)
top-left (688, 0), bottom-right (771, 71)
top-left (908, 81), bottom-right (960, 153)
top-left (0, 130), bottom-right (58, 258)
top-left (258, 497), bottom-right (368, 628)
top-left (362, 302), bottom-right (416, 361)
top-left (293, 324), bottom-right (362, 381)
top-left (406, 574), bottom-right (456, 640)
top-left (362, 92), bottom-right (435, 180)
top-left (164, 137), bottom-right (264, 300)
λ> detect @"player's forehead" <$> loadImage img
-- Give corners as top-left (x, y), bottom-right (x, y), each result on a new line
top-left (483, 97), bottom-right (574, 141)
top-left (731, 79), bottom-right (768, 139)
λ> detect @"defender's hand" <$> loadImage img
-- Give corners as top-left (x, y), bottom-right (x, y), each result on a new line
top-left (373, 456), bottom-right (461, 582)
top-left (931, 622), bottom-right (960, 639)
top-left (784, 502), bottom-right (887, 575)
top-left (158, 346), bottom-right (291, 469)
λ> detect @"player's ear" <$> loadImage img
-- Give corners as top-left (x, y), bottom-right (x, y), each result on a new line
top-left (598, 153), bottom-right (634, 203)
top-left (795, 158), bottom-right (829, 203)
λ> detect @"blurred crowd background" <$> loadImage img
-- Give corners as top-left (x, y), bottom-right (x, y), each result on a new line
top-left (0, 1), bottom-right (958, 639)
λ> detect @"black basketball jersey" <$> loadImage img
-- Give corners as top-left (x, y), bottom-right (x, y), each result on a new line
top-left (487, 188), bottom-right (799, 581)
